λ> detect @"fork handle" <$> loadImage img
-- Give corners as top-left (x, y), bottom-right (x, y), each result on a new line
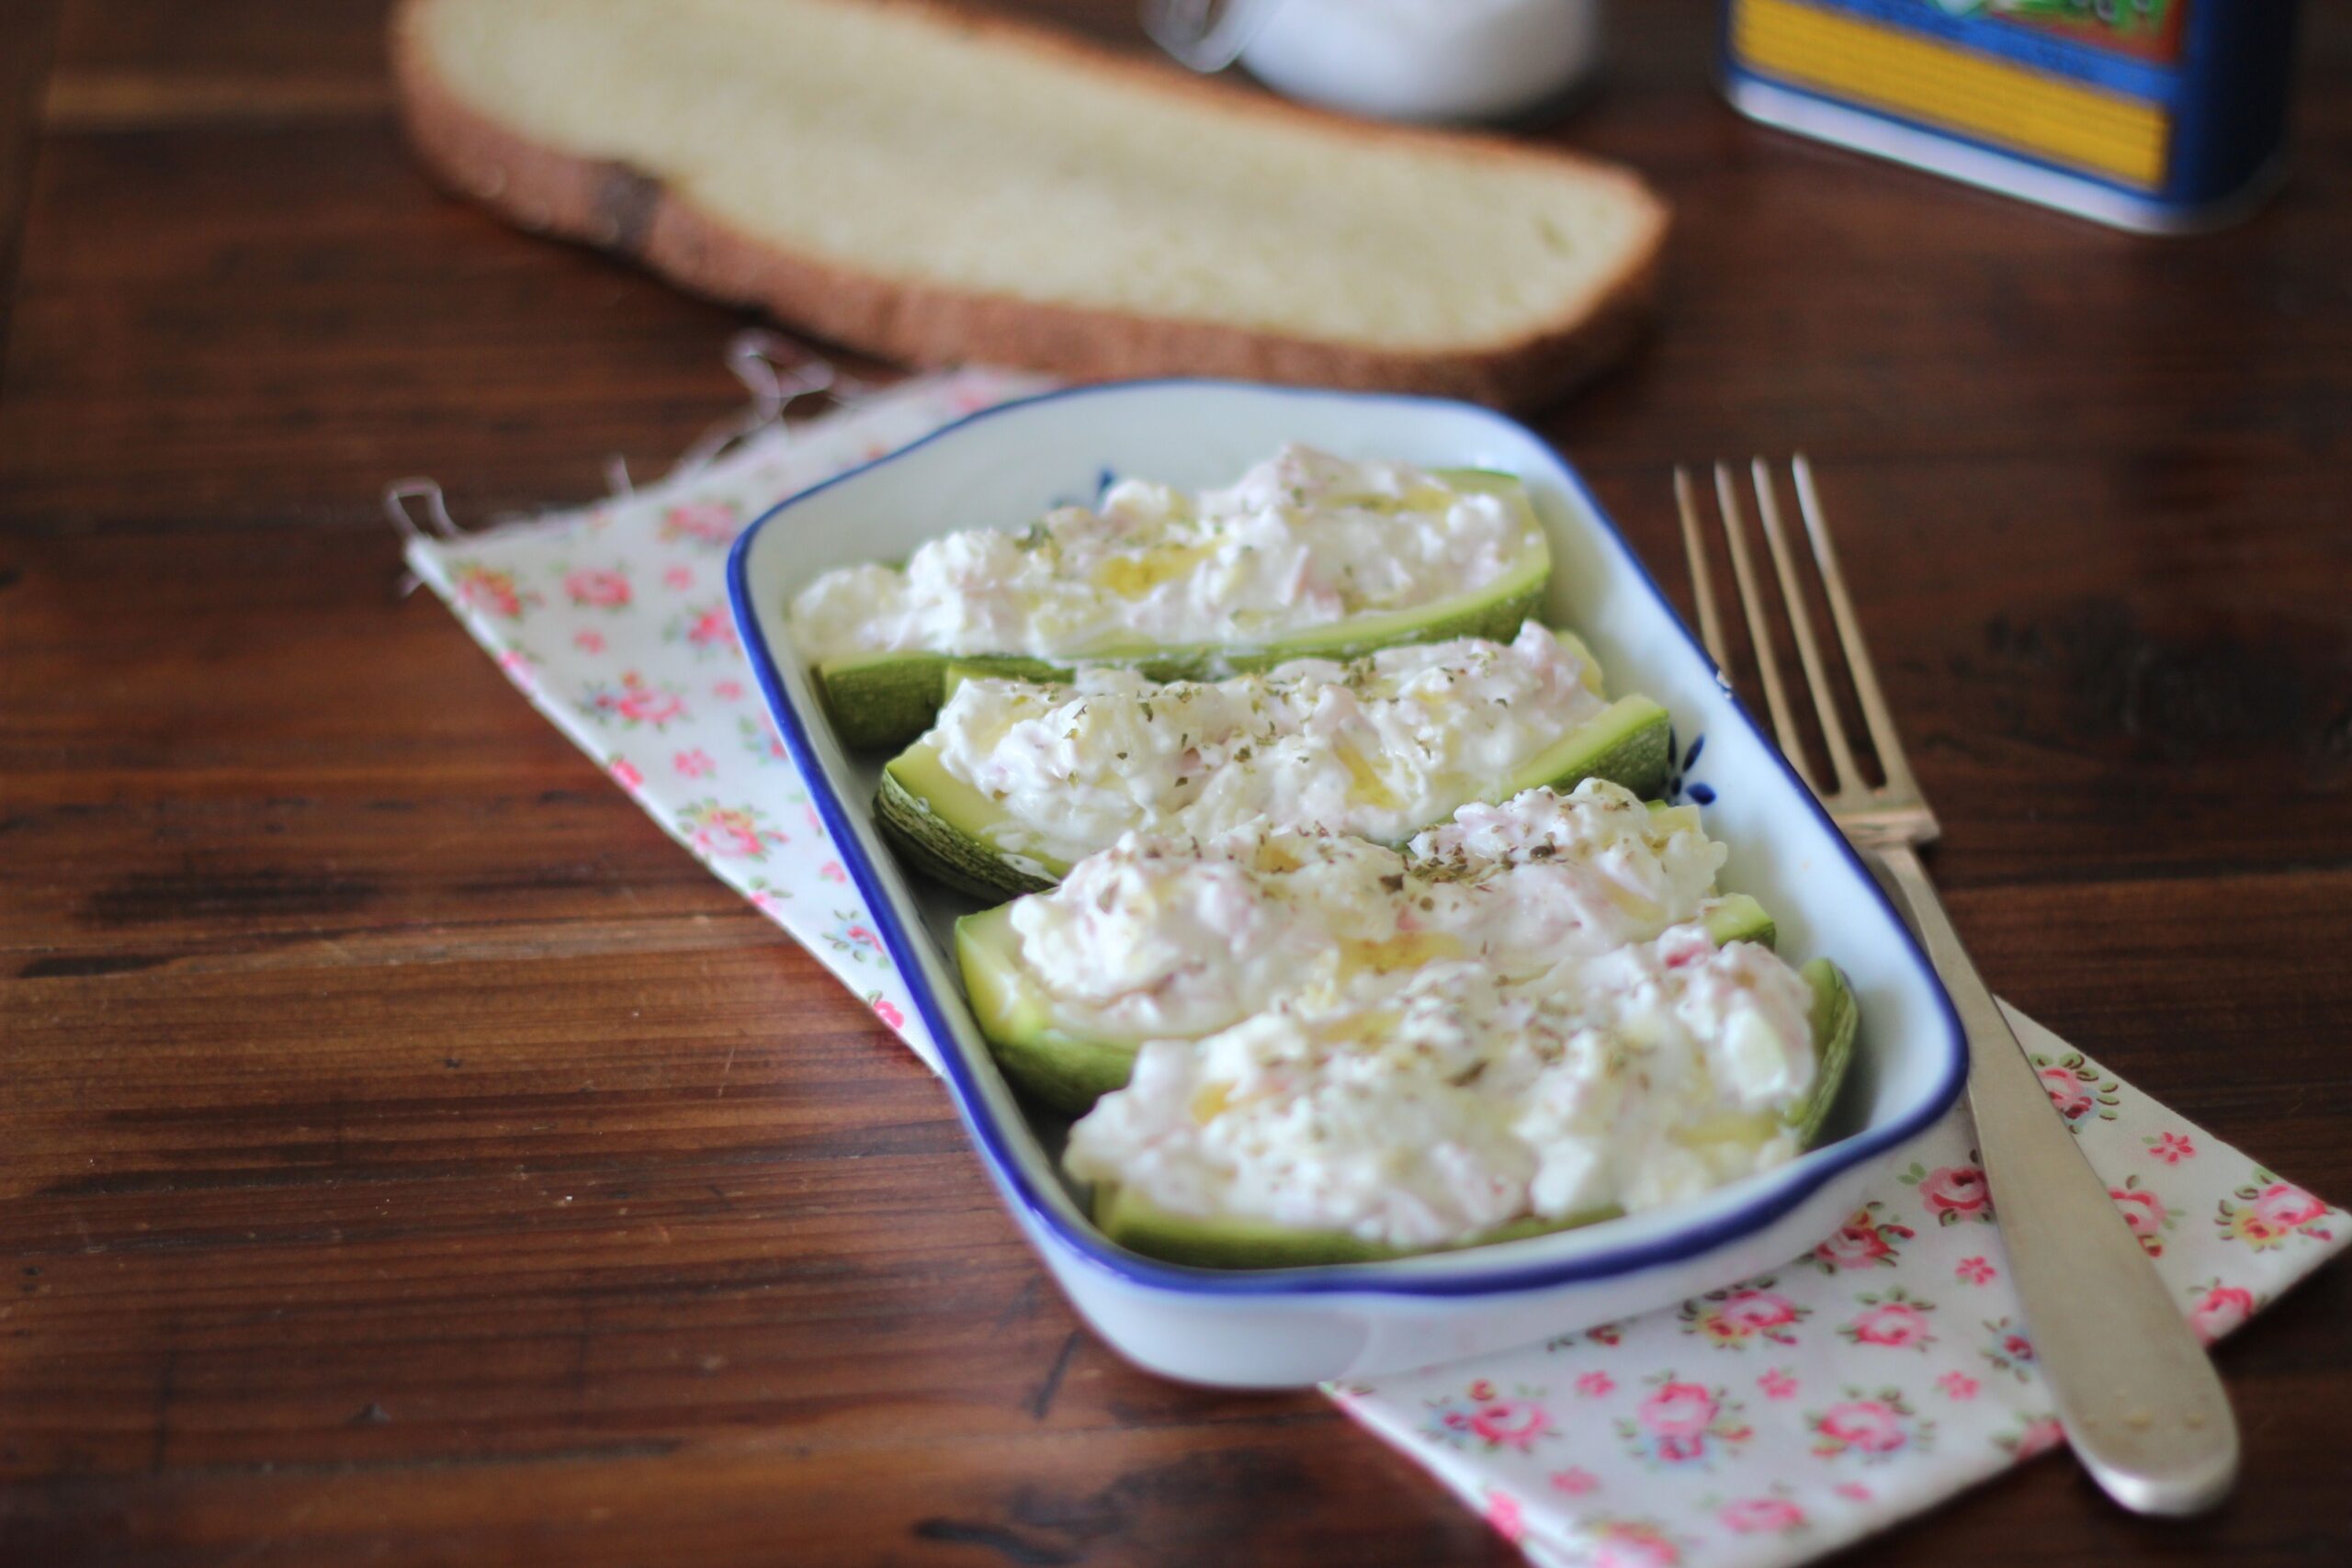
top-left (1869, 842), bottom-right (2238, 1516)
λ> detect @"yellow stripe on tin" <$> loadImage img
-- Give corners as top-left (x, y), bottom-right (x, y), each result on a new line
top-left (1734, 0), bottom-right (2170, 189)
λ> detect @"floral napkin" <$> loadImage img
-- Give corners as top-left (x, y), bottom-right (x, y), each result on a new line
top-left (401, 362), bottom-right (2343, 1568)
top-left (398, 361), bottom-right (1052, 1072)
top-left (1329, 1000), bottom-right (2340, 1566)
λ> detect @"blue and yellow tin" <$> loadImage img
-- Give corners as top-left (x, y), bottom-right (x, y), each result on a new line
top-left (1722, 0), bottom-right (2301, 232)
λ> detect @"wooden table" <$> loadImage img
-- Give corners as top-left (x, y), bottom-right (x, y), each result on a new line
top-left (4, 3), bottom-right (2346, 1562)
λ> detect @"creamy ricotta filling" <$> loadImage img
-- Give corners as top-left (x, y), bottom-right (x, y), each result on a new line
top-left (929, 624), bottom-right (1608, 863)
top-left (1005, 780), bottom-right (1728, 1044)
top-left (1063, 931), bottom-right (1818, 1248)
top-left (788, 444), bottom-right (1531, 663)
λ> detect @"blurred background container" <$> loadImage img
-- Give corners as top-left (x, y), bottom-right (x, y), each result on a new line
top-left (1717, 0), bottom-right (2300, 232)
top-left (1149, 0), bottom-right (2300, 232)
top-left (1145, 0), bottom-right (1609, 124)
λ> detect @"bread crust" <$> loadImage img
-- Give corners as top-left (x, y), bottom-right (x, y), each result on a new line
top-left (389, 0), bottom-right (1668, 409)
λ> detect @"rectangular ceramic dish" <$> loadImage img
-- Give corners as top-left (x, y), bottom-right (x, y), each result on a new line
top-left (729, 379), bottom-right (1965, 1388)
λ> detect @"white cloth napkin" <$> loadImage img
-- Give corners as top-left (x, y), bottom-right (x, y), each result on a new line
top-left (404, 367), bottom-right (2344, 1568)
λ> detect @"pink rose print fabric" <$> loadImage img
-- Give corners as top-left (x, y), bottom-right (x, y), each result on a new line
top-left (1617, 1376), bottom-right (1751, 1468)
top-left (1804, 1203), bottom-right (1912, 1273)
top-left (1718, 1496), bottom-right (1804, 1536)
top-left (1899, 1159), bottom-right (1994, 1224)
top-left (408, 365), bottom-right (1052, 1072)
top-left (409, 365), bottom-right (2344, 1568)
top-left (1336, 1003), bottom-right (2342, 1568)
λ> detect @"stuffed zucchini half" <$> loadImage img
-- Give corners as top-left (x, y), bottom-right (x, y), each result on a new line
top-left (959, 891), bottom-right (1775, 1115)
top-left (944, 781), bottom-right (1860, 1270)
top-left (953, 781), bottom-right (1761, 1114)
top-left (1084, 959), bottom-right (1856, 1269)
top-left (787, 446), bottom-right (1554, 750)
top-left (877, 624), bottom-right (1670, 900)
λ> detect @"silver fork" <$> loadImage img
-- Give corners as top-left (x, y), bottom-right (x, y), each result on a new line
top-left (1676, 458), bottom-right (2238, 1517)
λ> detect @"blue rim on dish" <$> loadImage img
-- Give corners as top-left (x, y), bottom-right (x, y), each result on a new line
top-left (728, 378), bottom-right (1968, 1300)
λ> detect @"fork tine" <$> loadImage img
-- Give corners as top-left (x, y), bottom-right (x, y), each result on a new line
top-left (1791, 456), bottom-right (1916, 795)
top-left (1750, 458), bottom-right (1861, 795)
top-left (1713, 463), bottom-right (1815, 793)
top-left (1672, 467), bottom-right (1732, 671)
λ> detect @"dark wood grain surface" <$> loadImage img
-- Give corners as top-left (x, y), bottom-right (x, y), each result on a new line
top-left (3, 3), bottom-right (2347, 1563)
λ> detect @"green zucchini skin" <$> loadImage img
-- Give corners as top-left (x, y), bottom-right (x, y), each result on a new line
top-left (954, 904), bottom-right (1138, 1114)
top-left (1793, 957), bottom-right (1859, 1146)
top-left (1090, 1185), bottom-right (1623, 1269)
top-left (876, 684), bottom-right (1673, 903)
top-left (819, 652), bottom-right (1068, 753)
top-left (1082, 960), bottom-right (1861, 1271)
top-left (808, 469), bottom-right (1551, 750)
top-left (876, 767), bottom-right (1060, 902)
top-left (958, 893), bottom-right (1779, 1115)
top-left (1519, 694), bottom-right (1672, 805)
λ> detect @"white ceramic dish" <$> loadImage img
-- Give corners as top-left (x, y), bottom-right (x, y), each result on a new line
top-left (729, 379), bottom-right (1965, 1389)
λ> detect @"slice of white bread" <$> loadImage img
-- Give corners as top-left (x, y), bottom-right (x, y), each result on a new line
top-left (390, 0), bottom-right (1669, 407)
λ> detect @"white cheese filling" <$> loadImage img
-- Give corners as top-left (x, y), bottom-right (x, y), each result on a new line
top-left (1064, 933), bottom-right (1817, 1249)
top-left (929, 624), bottom-right (1610, 864)
top-left (788, 444), bottom-right (1532, 663)
top-left (1006, 780), bottom-right (1729, 1045)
